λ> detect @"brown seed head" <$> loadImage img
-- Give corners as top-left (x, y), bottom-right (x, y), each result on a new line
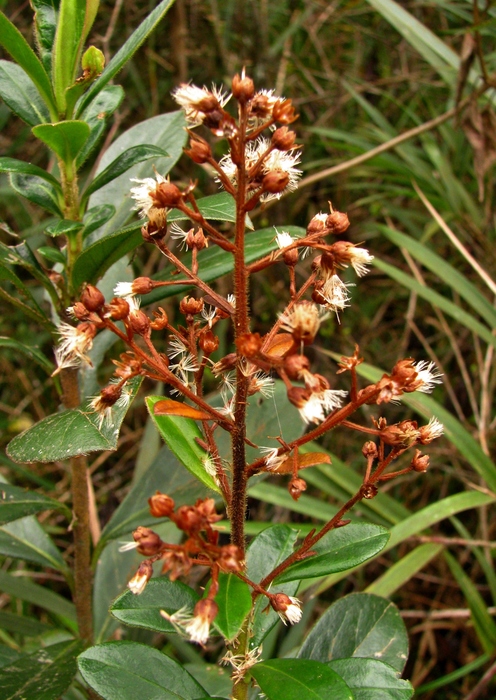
top-left (271, 126), bottom-right (297, 151)
top-left (289, 477), bottom-right (307, 501)
top-left (272, 99), bottom-right (298, 124)
top-left (262, 170), bottom-right (290, 194)
top-left (185, 135), bottom-right (212, 164)
top-left (412, 450), bottom-right (430, 472)
top-left (150, 307), bottom-right (169, 330)
top-left (287, 385), bottom-right (311, 409)
top-left (132, 277), bottom-right (155, 295)
top-left (380, 420), bottom-right (419, 448)
top-left (174, 505), bottom-right (203, 533)
top-left (362, 441), bottom-right (378, 459)
top-left (98, 384), bottom-right (122, 407)
top-left (71, 302), bottom-right (91, 321)
top-left (284, 354), bottom-right (311, 380)
top-left (179, 296), bottom-right (204, 316)
top-left (133, 526), bottom-right (163, 556)
top-left (199, 329), bottom-right (219, 355)
top-left (107, 297), bottom-right (130, 321)
top-left (218, 544), bottom-right (244, 573)
top-left (325, 210), bottom-right (350, 234)
top-left (236, 332), bottom-right (263, 358)
top-left (194, 597), bottom-right (219, 625)
top-left (81, 284), bottom-right (105, 312)
top-left (128, 309), bottom-right (151, 337)
top-left (152, 182), bottom-right (183, 208)
top-left (232, 72), bottom-right (255, 103)
top-left (148, 492), bottom-right (175, 518)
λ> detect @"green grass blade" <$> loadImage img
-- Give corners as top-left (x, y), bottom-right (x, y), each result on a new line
top-left (365, 543), bottom-right (443, 597)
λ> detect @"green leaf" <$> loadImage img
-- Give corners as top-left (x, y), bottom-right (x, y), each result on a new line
top-left (250, 659), bottom-right (353, 700)
top-left (0, 156), bottom-right (61, 189)
top-left (0, 647), bottom-right (21, 670)
top-left (7, 376), bottom-right (142, 463)
top-left (0, 609), bottom-right (54, 637)
top-left (76, 85), bottom-right (125, 168)
top-left (99, 445), bottom-right (208, 546)
top-left (145, 396), bottom-right (220, 493)
top-left (86, 111), bottom-right (187, 240)
top-left (275, 524), bottom-right (390, 583)
top-left (373, 257), bottom-right (496, 350)
top-left (0, 239), bottom-right (54, 290)
top-left (366, 543), bottom-right (443, 598)
top-left (38, 246), bottom-right (66, 264)
top-left (0, 337), bottom-right (53, 374)
top-left (213, 574), bottom-right (252, 641)
top-left (75, 0), bottom-right (176, 117)
top-left (328, 658), bottom-right (413, 700)
top-left (0, 60), bottom-right (50, 125)
top-left (0, 11), bottom-right (56, 117)
top-left (8, 172), bottom-right (62, 216)
top-left (0, 259), bottom-right (53, 329)
top-left (299, 593), bottom-right (409, 672)
top-left (0, 483), bottom-right (71, 524)
top-left (44, 219), bottom-right (84, 237)
top-left (72, 222), bottom-right (141, 289)
top-left (31, 0), bottom-right (60, 72)
top-left (169, 192), bottom-right (237, 225)
top-left (0, 570), bottom-right (76, 628)
top-left (0, 639), bottom-right (84, 700)
top-left (32, 120), bottom-right (90, 164)
top-left (146, 226), bottom-right (306, 304)
top-left (82, 145), bottom-right (169, 199)
top-left (444, 551), bottom-right (496, 652)
top-left (110, 576), bottom-right (199, 634)
top-left (82, 204), bottom-right (116, 238)
top-left (77, 641), bottom-right (209, 700)
top-left (0, 515), bottom-right (69, 572)
top-left (246, 524), bottom-right (300, 647)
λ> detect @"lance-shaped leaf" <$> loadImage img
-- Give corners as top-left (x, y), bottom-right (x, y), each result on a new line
top-left (78, 641), bottom-right (209, 700)
top-left (328, 658), bottom-right (414, 700)
top-left (82, 144), bottom-right (169, 199)
top-left (32, 120), bottom-right (90, 164)
top-left (146, 396), bottom-right (220, 493)
top-left (0, 11), bottom-right (56, 116)
top-left (0, 515), bottom-right (69, 573)
top-left (9, 172), bottom-right (62, 216)
top-left (0, 60), bottom-right (50, 125)
top-left (110, 577), bottom-right (199, 634)
top-left (0, 484), bottom-right (71, 524)
top-left (44, 219), bottom-right (84, 238)
top-left (0, 639), bottom-right (84, 700)
top-left (250, 659), bottom-right (353, 700)
top-left (31, 0), bottom-right (60, 72)
top-left (75, 0), bottom-right (176, 117)
top-left (275, 524), bottom-right (389, 583)
top-left (0, 261), bottom-right (54, 329)
top-left (299, 593), bottom-right (409, 673)
top-left (82, 204), bottom-right (116, 238)
top-left (7, 376), bottom-right (142, 464)
top-left (0, 337), bottom-right (53, 374)
top-left (75, 85), bottom-right (124, 168)
top-left (0, 157), bottom-right (61, 190)
top-left (212, 574), bottom-right (252, 641)
top-left (154, 398), bottom-right (212, 421)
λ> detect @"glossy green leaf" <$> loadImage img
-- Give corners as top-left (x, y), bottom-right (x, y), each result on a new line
top-left (76, 85), bottom-right (125, 168)
top-left (0, 12), bottom-right (56, 116)
top-left (0, 639), bottom-right (84, 700)
top-left (213, 574), bottom-right (252, 641)
top-left (0, 239), bottom-right (55, 291)
top-left (169, 192), bottom-right (237, 225)
top-left (366, 543), bottom-right (443, 597)
top-left (445, 551), bottom-right (496, 653)
top-left (146, 226), bottom-right (306, 304)
top-left (7, 376), bottom-right (142, 464)
top-left (31, 0), bottom-right (60, 72)
top-left (0, 156), bottom-right (61, 189)
top-left (86, 111), bottom-right (187, 240)
top-left (275, 524), bottom-right (389, 583)
top-left (110, 576), bottom-right (199, 634)
top-left (0, 337), bottom-right (53, 374)
top-left (9, 171), bottom-right (62, 216)
top-left (38, 247), bottom-right (64, 265)
top-left (246, 524), bottom-right (300, 647)
top-left (251, 659), bottom-right (353, 700)
top-left (78, 641), bottom-right (208, 700)
top-left (0, 609), bottom-right (54, 637)
top-left (82, 204), bottom-right (116, 238)
top-left (82, 145), bottom-right (169, 199)
top-left (379, 226), bottom-right (496, 330)
top-left (183, 664), bottom-right (230, 699)
top-left (44, 219), bottom-right (84, 237)
top-left (328, 658), bottom-right (413, 700)
top-left (299, 593), bottom-right (409, 672)
top-left (32, 120), bottom-right (90, 164)
top-left (0, 570), bottom-right (76, 627)
top-left (0, 60), bottom-right (50, 125)
top-left (145, 396), bottom-right (220, 493)
top-left (0, 647), bottom-right (21, 671)
top-left (0, 483), bottom-right (71, 524)
top-left (374, 258), bottom-right (496, 350)
top-left (75, 0), bottom-right (176, 117)
top-left (99, 445), bottom-right (208, 545)
top-left (0, 515), bottom-right (69, 572)
top-left (72, 222), bottom-right (142, 289)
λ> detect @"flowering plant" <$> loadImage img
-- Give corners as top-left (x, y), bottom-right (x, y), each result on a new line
top-left (0, 3), bottom-right (447, 699)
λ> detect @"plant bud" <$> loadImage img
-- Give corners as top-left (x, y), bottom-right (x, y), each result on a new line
top-left (150, 307), bottom-right (169, 330)
top-left (148, 492), bottom-right (175, 518)
top-left (81, 284), bottom-right (105, 312)
top-left (412, 450), bottom-right (430, 472)
top-left (128, 560), bottom-right (153, 595)
top-left (262, 171), bottom-right (289, 194)
top-left (218, 544), bottom-right (244, 573)
top-left (174, 505), bottom-right (203, 533)
top-left (284, 354), bottom-right (311, 380)
top-left (272, 99), bottom-right (297, 124)
top-left (99, 384), bottom-right (122, 407)
top-left (283, 248), bottom-right (299, 266)
top-left (185, 136), bottom-right (212, 164)
top-left (81, 46), bottom-right (105, 78)
top-left (128, 309), bottom-right (151, 336)
top-left (361, 484), bottom-right (378, 499)
top-left (236, 332), bottom-right (262, 358)
top-left (271, 126), bottom-right (296, 151)
top-left (232, 72), bottom-right (255, 103)
top-left (289, 477), bottom-right (307, 501)
top-left (132, 277), bottom-right (155, 295)
top-left (199, 329), bottom-right (219, 355)
top-left (193, 597), bottom-right (219, 625)
top-left (325, 210), bottom-right (350, 234)
top-left (362, 441), bottom-right (378, 459)
top-left (179, 296), bottom-right (204, 316)
top-left (287, 386), bottom-right (311, 408)
top-left (107, 297), bottom-right (130, 320)
top-left (133, 526), bottom-right (163, 556)
top-left (380, 420), bottom-right (419, 448)
top-left (152, 182), bottom-right (183, 208)
top-left (71, 302), bottom-right (90, 321)
top-left (307, 215), bottom-right (326, 235)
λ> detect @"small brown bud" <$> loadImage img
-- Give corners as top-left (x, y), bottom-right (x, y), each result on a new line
top-left (272, 99), bottom-right (298, 124)
top-left (283, 248), bottom-right (299, 266)
top-left (81, 284), bottom-right (105, 312)
top-left (150, 307), bottom-right (169, 330)
top-left (287, 385), bottom-right (311, 409)
top-left (174, 505), bottom-right (203, 533)
top-left (412, 450), bottom-right (430, 472)
top-left (107, 297), bottom-right (130, 320)
top-left (325, 210), bottom-right (350, 234)
top-left (232, 72), bottom-right (255, 103)
top-left (307, 216), bottom-right (326, 236)
top-left (289, 477), bottom-right (307, 501)
top-left (218, 544), bottom-right (244, 573)
top-left (262, 170), bottom-right (289, 194)
top-left (128, 309), bottom-right (151, 336)
top-left (179, 296), bottom-right (204, 316)
top-left (132, 277), bottom-right (155, 295)
top-left (284, 354), bottom-right (311, 380)
top-left (148, 492), bottom-right (175, 518)
top-left (193, 597), bottom-right (219, 625)
top-left (152, 181), bottom-right (182, 208)
top-left (98, 384), bottom-right (122, 407)
top-left (128, 560), bottom-right (153, 595)
top-left (380, 420), bottom-right (419, 448)
top-left (361, 484), bottom-right (378, 499)
top-left (236, 332), bottom-right (262, 358)
top-left (133, 526), bottom-right (163, 556)
top-left (71, 302), bottom-right (91, 321)
top-left (199, 329), bottom-right (219, 355)
top-left (271, 126), bottom-right (296, 151)
top-left (142, 222), bottom-right (166, 242)
top-left (362, 441), bottom-right (378, 459)
top-left (185, 136), bottom-right (212, 164)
